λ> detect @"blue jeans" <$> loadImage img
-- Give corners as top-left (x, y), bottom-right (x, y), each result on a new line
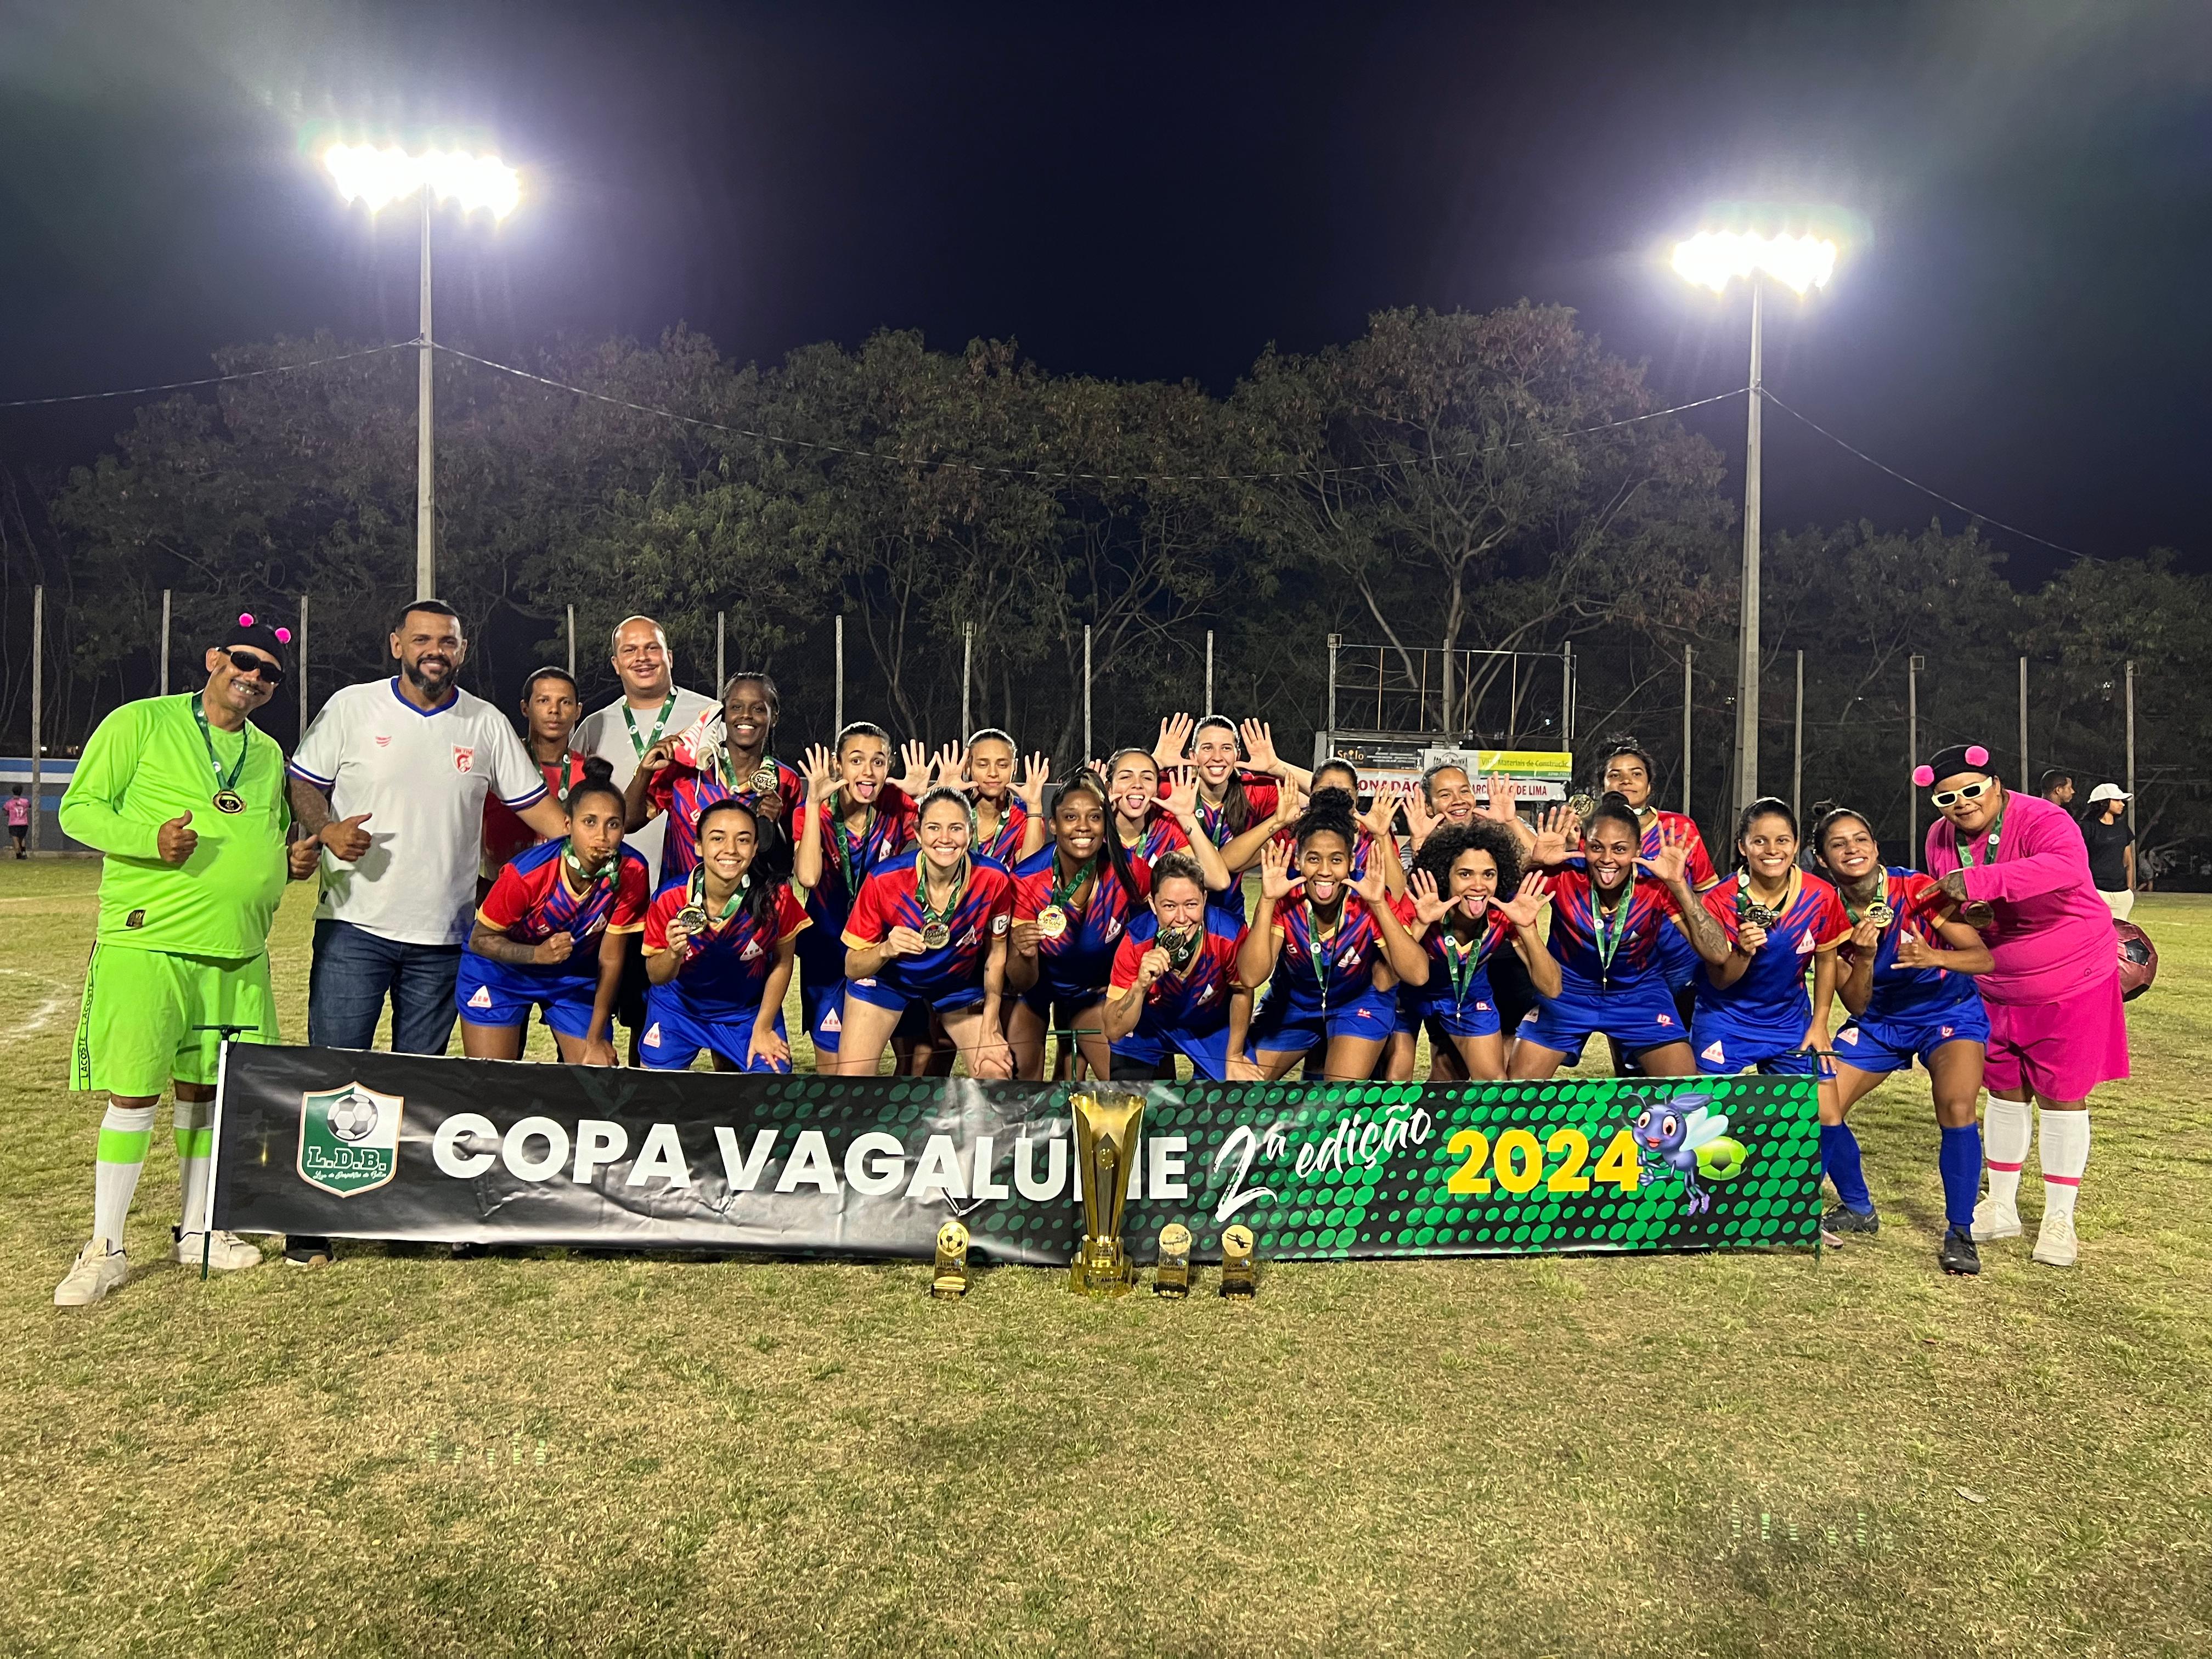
top-left (308, 919), bottom-right (462, 1055)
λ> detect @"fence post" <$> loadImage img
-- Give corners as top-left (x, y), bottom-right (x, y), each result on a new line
top-left (160, 589), bottom-right (172, 696)
top-left (1205, 629), bottom-right (1215, 718)
top-left (716, 611), bottom-right (726, 693)
top-left (1908, 653), bottom-right (1925, 865)
top-left (566, 604), bottom-right (576, 681)
top-left (834, 615), bottom-right (844, 732)
top-left (1561, 642), bottom-right (1574, 747)
top-left (29, 585), bottom-right (43, 853)
top-left (962, 621), bottom-right (974, 737)
top-left (1082, 624), bottom-right (1093, 762)
top-left (2124, 659), bottom-right (2136, 842)
top-left (2018, 655), bottom-right (2029, 785)
top-left (1681, 645), bottom-right (1694, 816)
top-left (1792, 648), bottom-right (1804, 821)
top-left (1325, 633), bottom-right (1341, 751)
top-left (298, 594), bottom-right (310, 738)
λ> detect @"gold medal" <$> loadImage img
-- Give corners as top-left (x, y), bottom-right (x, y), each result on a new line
top-left (1036, 905), bottom-right (1069, 941)
top-left (921, 921), bottom-right (951, 950)
top-left (1864, 901), bottom-right (1894, 928)
top-left (1567, 792), bottom-right (1596, 822)
top-left (675, 905), bottom-right (710, 936)
top-left (749, 760), bottom-right (779, 793)
top-left (212, 789), bottom-right (246, 815)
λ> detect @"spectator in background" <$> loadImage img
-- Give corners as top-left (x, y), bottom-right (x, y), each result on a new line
top-left (7, 785), bottom-right (28, 857)
top-left (2039, 770), bottom-right (2075, 810)
top-left (481, 667), bottom-right (591, 893)
top-left (2083, 784), bottom-right (2135, 920)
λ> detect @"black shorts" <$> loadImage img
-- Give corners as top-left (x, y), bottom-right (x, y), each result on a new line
top-left (615, 943), bottom-right (652, 1032)
top-left (7, 825), bottom-right (24, 843)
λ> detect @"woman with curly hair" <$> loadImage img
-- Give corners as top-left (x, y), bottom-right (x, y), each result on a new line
top-left (1397, 820), bottom-right (1558, 1080)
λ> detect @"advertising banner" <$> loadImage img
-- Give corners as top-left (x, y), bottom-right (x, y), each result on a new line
top-left (215, 1046), bottom-right (1821, 1263)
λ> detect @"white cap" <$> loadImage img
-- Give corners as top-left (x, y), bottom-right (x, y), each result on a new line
top-left (2087, 782), bottom-right (2130, 804)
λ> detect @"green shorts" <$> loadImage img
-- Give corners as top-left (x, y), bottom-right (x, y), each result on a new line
top-left (70, 945), bottom-right (279, 1097)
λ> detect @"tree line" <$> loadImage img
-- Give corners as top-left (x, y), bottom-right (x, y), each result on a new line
top-left (2, 304), bottom-right (2204, 873)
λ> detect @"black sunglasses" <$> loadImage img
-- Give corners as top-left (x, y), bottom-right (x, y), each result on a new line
top-left (224, 648), bottom-right (285, 685)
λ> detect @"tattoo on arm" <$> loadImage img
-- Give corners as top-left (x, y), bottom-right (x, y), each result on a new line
top-left (1673, 898), bottom-right (1732, 964)
top-left (467, 922), bottom-right (541, 966)
top-left (289, 775), bottom-right (333, 837)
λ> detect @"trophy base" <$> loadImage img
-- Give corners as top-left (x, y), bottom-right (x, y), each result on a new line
top-left (1069, 1242), bottom-right (1132, 1297)
top-left (929, 1272), bottom-right (969, 1300)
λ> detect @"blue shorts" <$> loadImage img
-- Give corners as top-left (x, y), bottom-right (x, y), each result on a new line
top-left (1517, 979), bottom-right (1686, 1063)
top-left (1110, 1022), bottom-right (1238, 1081)
top-left (1393, 983), bottom-right (1422, 1039)
top-left (1831, 998), bottom-right (1989, 1076)
top-left (1250, 986), bottom-right (1396, 1056)
top-left (639, 986), bottom-right (791, 1073)
top-left (845, 974), bottom-right (986, 1019)
top-left (1019, 984), bottom-right (1108, 1026)
top-left (455, 953), bottom-right (600, 1041)
top-left (795, 929), bottom-right (845, 1053)
top-left (1690, 1020), bottom-right (1823, 1077)
top-left (1420, 990), bottom-right (1505, 1042)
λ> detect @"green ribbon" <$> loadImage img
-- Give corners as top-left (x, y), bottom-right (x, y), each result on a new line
top-left (1959, 806), bottom-right (2005, 869)
top-left (918, 857), bottom-right (969, 934)
top-left (192, 695), bottom-right (249, 804)
top-left (621, 693), bottom-right (677, 759)
top-left (1593, 877), bottom-right (1634, 984)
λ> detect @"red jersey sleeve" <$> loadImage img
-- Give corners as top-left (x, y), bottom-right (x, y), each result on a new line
top-left (774, 883), bottom-right (811, 943)
top-left (1110, 930), bottom-right (1147, 990)
top-left (842, 870), bottom-right (891, 950)
top-left (645, 763), bottom-right (678, 816)
top-left (1685, 831), bottom-right (1718, 889)
top-left (477, 862), bottom-right (532, 933)
top-left (642, 886), bottom-right (682, 956)
top-left (877, 788), bottom-right (919, 851)
top-left (1012, 865), bottom-right (1046, 922)
top-left (984, 865), bottom-right (1015, 939)
top-left (1695, 879), bottom-right (1734, 938)
top-left (608, 856), bottom-right (650, 933)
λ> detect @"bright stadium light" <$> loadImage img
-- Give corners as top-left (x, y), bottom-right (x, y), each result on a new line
top-left (322, 142), bottom-right (523, 599)
top-left (1671, 219), bottom-right (1844, 814)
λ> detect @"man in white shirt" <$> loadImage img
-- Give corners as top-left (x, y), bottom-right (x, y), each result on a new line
top-left (571, 615), bottom-right (714, 1056)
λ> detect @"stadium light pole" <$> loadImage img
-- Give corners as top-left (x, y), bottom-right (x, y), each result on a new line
top-left (1671, 228), bottom-right (1839, 816)
top-left (323, 143), bottom-right (522, 600)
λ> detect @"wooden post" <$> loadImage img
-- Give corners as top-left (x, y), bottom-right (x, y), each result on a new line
top-left (160, 589), bottom-right (172, 696)
top-left (298, 594), bottom-right (310, 739)
top-left (1681, 645), bottom-right (1694, 816)
top-left (28, 585), bottom-right (43, 853)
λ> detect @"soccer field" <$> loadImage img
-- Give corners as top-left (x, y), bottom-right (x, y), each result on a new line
top-left (3, 862), bottom-right (2208, 1657)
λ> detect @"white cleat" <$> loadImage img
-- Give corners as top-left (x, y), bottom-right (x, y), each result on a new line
top-left (172, 1229), bottom-right (267, 1272)
top-left (1971, 1197), bottom-right (2023, 1242)
top-left (2031, 1212), bottom-right (2079, 1268)
top-left (54, 1238), bottom-right (129, 1307)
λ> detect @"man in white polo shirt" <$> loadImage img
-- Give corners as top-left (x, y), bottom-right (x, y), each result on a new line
top-left (572, 614), bottom-right (714, 1055)
top-left (290, 600), bottom-right (568, 1052)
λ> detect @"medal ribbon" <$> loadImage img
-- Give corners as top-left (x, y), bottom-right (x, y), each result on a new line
top-left (1843, 873), bottom-right (1891, 927)
top-left (1592, 877), bottom-right (1634, 980)
top-left (1959, 806), bottom-right (2004, 869)
top-left (687, 867), bottom-right (749, 928)
top-left (830, 800), bottom-right (874, 899)
top-left (1048, 853), bottom-right (1095, 913)
top-left (1306, 898), bottom-right (1344, 1008)
top-left (193, 695), bottom-right (249, 803)
top-left (1441, 915), bottom-right (1494, 1010)
top-left (917, 857), bottom-right (969, 936)
top-left (621, 693), bottom-right (677, 759)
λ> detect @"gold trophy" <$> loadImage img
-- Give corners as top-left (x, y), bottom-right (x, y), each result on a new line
top-left (1069, 1085), bottom-right (1146, 1296)
top-left (930, 1220), bottom-right (971, 1299)
top-left (1153, 1223), bottom-right (1193, 1297)
top-left (1219, 1223), bottom-right (1257, 1298)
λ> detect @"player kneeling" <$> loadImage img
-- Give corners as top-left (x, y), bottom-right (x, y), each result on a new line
top-left (457, 759), bottom-right (644, 1064)
top-left (640, 799), bottom-right (809, 1071)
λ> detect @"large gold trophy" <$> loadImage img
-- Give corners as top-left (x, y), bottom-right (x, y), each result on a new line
top-left (1069, 1085), bottom-right (1146, 1296)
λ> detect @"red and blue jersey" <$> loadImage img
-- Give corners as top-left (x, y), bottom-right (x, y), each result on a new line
top-left (1111, 910), bottom-right (1246, 1037)
top-left (473, 840), bottom-right (650, 980)
top-left (842, 852), bottom-right (1015, 1000)
top-left (1411, 905), bottom-right (1517, 1020)
top-left (1188, 771), bottom-right (1281, 849)
top-left (1012, 847), bottom-right (1148, 1003)
top-left (1839, 867), bottom-right (1981, 1023)
top-left (973, 796), bottom-right (1030, 866)
top-left (1268, 889), bottom-right (1389, 1012)
top-left (1692, 871), bottom-right (1850, 1030)
top-left (1121, 809), bottom-right (1196, 887)
top-left (1545, 865), bottom-right (1681, 992)
top-left (1638, 810), bottom-right (1719, 890)
top-left (648, 755), bottom-right (806, 885)
top-left (803, 791), bottom-right (919, 933)
top-left (643, 879), bottom-right (809, 1020)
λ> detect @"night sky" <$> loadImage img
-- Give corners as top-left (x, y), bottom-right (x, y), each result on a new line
top-left (4, 1), bottom-right (2208, 583)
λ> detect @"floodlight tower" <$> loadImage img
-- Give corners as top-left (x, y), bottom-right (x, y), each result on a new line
top-left (323, 144), bottom-right (522, 600)
top-left (1671, 229), bottom-right (1838, 815)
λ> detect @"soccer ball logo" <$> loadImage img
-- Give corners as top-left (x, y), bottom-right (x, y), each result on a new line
top-left (327, 1088), bottom-right (380, 1143)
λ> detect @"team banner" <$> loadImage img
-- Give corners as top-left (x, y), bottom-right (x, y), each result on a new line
top-left (213, 1046), bottom-right (1822, 1262)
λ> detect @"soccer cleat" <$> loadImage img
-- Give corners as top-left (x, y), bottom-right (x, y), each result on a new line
top-left (172, 1229), bottom-right (267, 1272)
top-left (54, 1238), bottom-right (129, 1307)
top-left (284, 1234), bottom-right (335, 1268)
top-left (1939, 1226), bottom-right (1982, 1276)
top-left (1971, 1197), bottom-right (2023, 1242)
top-left (1821, 1201), bottom-right (1880, 1238)
top-left (2031, 1212), bottom-right (2079, 1268)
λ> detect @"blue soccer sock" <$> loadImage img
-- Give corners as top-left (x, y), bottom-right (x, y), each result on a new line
top-left (1820, 1122), bottom-right (1872, 1213)
top-left (1938, 1122), bottom-right (1983, 1231)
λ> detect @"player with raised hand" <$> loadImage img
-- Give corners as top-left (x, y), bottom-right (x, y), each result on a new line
top-left (1155, 714), bottom-right (1311, 921)
top-left (955, 730), bottom-right (1050, 867)
top-left (836, 786), bottom-right (1016, 1078)
top-left (1814, 807), bottom-right (1994, 1271)
top-left (1005, 769), bottom-right (1144, 1079)
top-left (54, 614), bottom-right (317, 1306)
top-left (625, 671), bottom-right (805, 884)
top-left (1396, 821), bottom-right (1559, 1080)
top-left (1688, 798), bottom-right (1851, 1082)
top-left (456, 758), bottom-right (646, 1065)
top-left (640, 798), bottom-right (809, 1072)
top-left (1103, 748), bottom-right (1235, 895)
top-left (1238, 795), bottom-right (1404, 1081)
top-left (1508, 793), bottom-right (1733, 1080)
top-left (1102, 850), bottom-right (1259, 1081)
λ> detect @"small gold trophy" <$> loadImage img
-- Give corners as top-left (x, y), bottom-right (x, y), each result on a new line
top-left (1069, 1085), bottom-right (1146, 1296)
top-left (1153, 1223), bottom-right (1193, 1297)
top-left (1219, 1223), bottom-right (1257, 1298)
top-left (930, 1220), bottom-right (970, 1299)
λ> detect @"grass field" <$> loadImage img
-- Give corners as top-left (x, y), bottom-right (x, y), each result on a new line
top-left (4, 861), bottom-right (2209, 1657)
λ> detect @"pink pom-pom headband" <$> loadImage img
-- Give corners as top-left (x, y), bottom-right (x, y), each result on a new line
top-left (1911, 765), bottom-right (1934, 787)
top-left (1914, 743), bottom-right (1991, 791)
top-left (236, 612), bottom-right (292, 645)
